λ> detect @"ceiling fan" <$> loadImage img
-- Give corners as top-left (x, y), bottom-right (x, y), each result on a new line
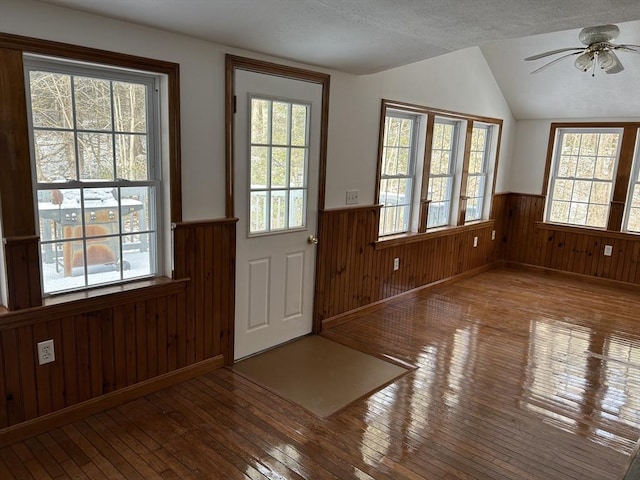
top-left (525, 24), bottom-right (639, 75)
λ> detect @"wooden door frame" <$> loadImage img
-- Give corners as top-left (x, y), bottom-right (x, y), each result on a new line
top-left (224, 55), bottom-right (330, 363)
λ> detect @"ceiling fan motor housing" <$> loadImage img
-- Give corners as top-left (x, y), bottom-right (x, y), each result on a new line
top-left (578, 24), bottom-right (619, 45)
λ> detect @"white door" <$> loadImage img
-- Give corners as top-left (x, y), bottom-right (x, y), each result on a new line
top-left (234, 69), bottom-right (322, 360)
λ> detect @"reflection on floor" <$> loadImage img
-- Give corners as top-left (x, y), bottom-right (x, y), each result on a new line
top-left (1, 266), bottom-right (638, 479)
top-left (625, 446), bottom-right (640, 479)
top-left (233, 336), bottom-right (409, 417)
top-left (321, 266), bottom-right (640, 479)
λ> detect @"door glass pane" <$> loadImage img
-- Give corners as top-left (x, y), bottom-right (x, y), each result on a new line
top-left (251, 98), bottom-right (270, 144)
top-left (270, 190), bottom-right (287, 230)
top-left (290, 148), bottom-right (305, 188)
top-left (289, 190), bottom-right (305, 228)
top-left (250, 191), bottom-right (268, 233)
top-left (251, 146), bottom-right (268, 188)
top-left (249, 96), bottom-right (310, 235)
top-left (272, 101), bottom-right (289, 145)
top-left (271, 147), bottom-right (287, 188)
top-left (291, 104), bottom-right (307, 147)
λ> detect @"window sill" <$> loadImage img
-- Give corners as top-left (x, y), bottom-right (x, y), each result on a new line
top-left (375, 220), bottom-right (495, 250)
top-left (0, 277), bottom-right (188, 324)
top-left (535, 222), bottom-right (640, 240)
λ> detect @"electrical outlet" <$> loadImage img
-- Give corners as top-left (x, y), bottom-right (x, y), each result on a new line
top-left (491, 230), bottom-right (496, 241)
top-left (393, 258), bottom-right (400, 271)
top-left (604, 245), bottom-right (613, 257)
top-left (37, 339), bottom-right (55, 365)
top-left (346, 190), bottom-right (359, 205)
top-left (473, 236), bottom-right (478, 248)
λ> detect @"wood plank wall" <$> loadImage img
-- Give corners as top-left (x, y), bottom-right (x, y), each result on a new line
top-left (505, 193), bottom-right (640, 284)
top-left (173, 219), bottom-right (237, 365)
top-left (315, 205), bottom-right (498, 322)
top-left (0, 282), bottom-right (186, 429)
top-left (2, 193), bottom-right (635, 434)
top-left (0, 219), bottom-right (235, 430)
top-left (490, 193), bottom-right (510, 262)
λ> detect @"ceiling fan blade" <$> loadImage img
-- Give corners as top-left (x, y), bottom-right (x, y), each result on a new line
top-left (604, 51), bottom-right (624, 74)
top-left (614, 44), bottom-right (640, 54)
top-left (524, 47), bottom-right (585, 61)
top-left (530, 51), bottom-right (582, 74)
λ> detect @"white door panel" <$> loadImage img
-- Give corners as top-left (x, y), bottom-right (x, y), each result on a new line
top-left (234, 70), bottom-right (321, 360)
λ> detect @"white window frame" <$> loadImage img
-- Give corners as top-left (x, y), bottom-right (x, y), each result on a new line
top-left (623, 130), bottom-right (640, 233)
top-left (247, 95), bottom-right (310, 236)
top-left (465, 124), bottom-right (491, 223)
top-left (24, 55), bottom-right (163, 295)
top-left (545, 127), bottom-right (623, 229)
top-left (376, 101), bottom-right (502, 239)
top-left (378, 111), bottom-right (419, 236)
top-left (427, 118), bottom-right (459, 228)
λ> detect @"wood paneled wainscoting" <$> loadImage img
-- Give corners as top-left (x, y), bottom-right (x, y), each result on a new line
top-left (505, 193), bottom-right (640, 284)
top-left (0, 218), bottom-right (236, 446)
top-left (315, 204), bottom-right (501, 326)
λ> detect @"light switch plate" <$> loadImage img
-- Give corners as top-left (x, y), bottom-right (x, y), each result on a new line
top-left (346, 190), bottom-right (359, 205)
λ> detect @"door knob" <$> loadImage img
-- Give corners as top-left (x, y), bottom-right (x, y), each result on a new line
top-left (307, 235), bottom-right (319, 245)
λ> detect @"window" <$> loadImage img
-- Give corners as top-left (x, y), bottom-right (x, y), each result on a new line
top-left (375, 100), bottom-right (502, 238)
top-left (378, 111), bottom-right (418, 236)
top-left (25, 57), bottom-right (162, 295)
top-left (249, 97), bottom-right (309, 234)
top-left (465, 124), bottom-right (491, 222)
top-left (624, 135), bottom-right (640, 233)
top-left (543, 124), bottom-right (640, 233)
top-left (546, 128), bottom-right (621, 228)
top-left (427, 119), bottom-right (458, 228)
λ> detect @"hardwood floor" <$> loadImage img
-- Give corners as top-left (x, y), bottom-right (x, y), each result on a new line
top-left (2, 266), bottom-right (639, 479)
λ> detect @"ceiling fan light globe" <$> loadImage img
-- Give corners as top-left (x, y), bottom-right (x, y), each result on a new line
top-left (598, 50), bottom-right (616, 71)
top-left (574, 52), bottom-right (594, 71)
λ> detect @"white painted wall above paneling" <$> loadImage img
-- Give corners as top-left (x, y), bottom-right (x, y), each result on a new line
top-left (1, 0), bottom-right (514, 216)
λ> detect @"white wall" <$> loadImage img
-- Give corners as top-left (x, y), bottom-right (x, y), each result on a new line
top-left (510, 117), bottom-right (640, 194)
top-left (326, 47), bottom-right (516, 206)
top-left (1, 0), bottom-right (515, 217)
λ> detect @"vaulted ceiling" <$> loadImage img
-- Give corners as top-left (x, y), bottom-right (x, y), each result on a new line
top-left (37, 0), bottom-right (640, 119)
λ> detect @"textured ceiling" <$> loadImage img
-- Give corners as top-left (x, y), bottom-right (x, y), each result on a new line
top-left (481, 19), bottom-right (640, 119)
top-left (35, 0), bottom-right (640, 119)
top-left (36, 0), bottom-right (640, 74)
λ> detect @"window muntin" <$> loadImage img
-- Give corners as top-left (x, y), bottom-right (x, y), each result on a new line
top-left (427, 119), bottom-right (458, 228)
top-left (25, 58), bottom-right (161, 295)
top-left (249, 97), bottom-right (309, 235)
top-left (375, 101), bottom-right (502, 238)
top-left (465, 124), bottom-right (490, 222)
top-left (546, 128), bottom-right (622, 229)
top-left (379, 112), bottom-right (418, 236)
top-left (623, 132), bottom-right (640, 233)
